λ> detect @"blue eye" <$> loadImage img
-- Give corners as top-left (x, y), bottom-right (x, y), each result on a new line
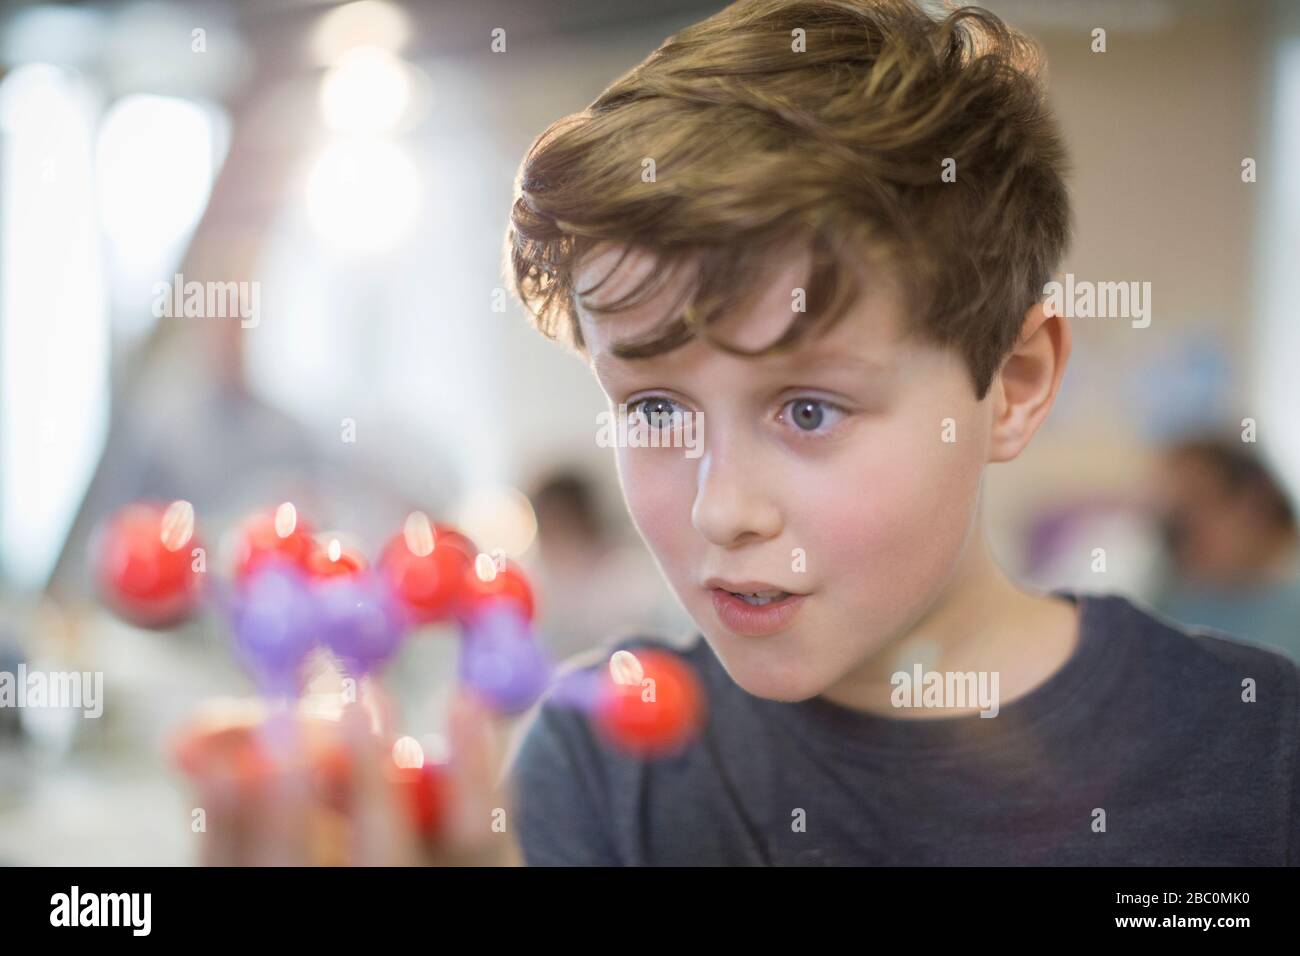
top-left (781, 398), bottom-right (845, 434)
top-left (629, 397), bottom-right (683, 430)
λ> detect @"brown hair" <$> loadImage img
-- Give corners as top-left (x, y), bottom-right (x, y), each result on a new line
top-left (507, 0), bottom-right (1071, 399)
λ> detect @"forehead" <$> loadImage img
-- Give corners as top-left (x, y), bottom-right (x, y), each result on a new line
top-left (572, 242), bottom-right (903, 365)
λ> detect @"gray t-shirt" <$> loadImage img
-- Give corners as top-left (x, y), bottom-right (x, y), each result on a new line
top-left (508, 590), bottom-right (1300, 865)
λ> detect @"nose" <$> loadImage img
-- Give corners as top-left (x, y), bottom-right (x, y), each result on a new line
top-left (690, 436), bottom-right (783, 548)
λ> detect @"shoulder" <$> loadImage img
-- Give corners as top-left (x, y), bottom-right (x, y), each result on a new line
top-left (1078, 591), bottom-right (1300, 782)
top-left (1083, 589), bottom-right (1300, 695)
top-left (1103, 592), bottom-right (1300, 865)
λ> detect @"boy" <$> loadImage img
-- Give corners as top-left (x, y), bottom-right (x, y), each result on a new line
top-left (503, 0), bottom-right (1300, 865)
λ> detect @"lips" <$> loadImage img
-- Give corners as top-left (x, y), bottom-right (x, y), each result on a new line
top-left (704, 578), bottom-right (808, 637)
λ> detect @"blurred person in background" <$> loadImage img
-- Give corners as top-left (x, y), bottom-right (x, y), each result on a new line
top-left (526, 468), bottom-right (692, 661)
top-left (1151, 436), bottom-right (1300, 660)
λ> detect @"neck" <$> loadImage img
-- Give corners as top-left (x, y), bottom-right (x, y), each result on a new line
top-left (819, 522), bottom-right (1079, 718)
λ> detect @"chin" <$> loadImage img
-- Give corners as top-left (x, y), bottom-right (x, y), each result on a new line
top-left (703, 632), bottom-right (834, 703)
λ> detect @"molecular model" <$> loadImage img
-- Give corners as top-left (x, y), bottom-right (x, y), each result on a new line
top-left (93, 499), bottom-right (704, 843)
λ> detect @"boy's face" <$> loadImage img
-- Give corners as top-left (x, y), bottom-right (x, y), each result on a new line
top-left (574, 243), bottom-right (996, 703)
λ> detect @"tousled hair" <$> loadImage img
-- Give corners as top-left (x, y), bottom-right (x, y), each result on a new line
top-left (507, 0), bottom-right (1072, 399)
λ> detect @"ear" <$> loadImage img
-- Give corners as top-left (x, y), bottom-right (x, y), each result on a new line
top-left (987, 301), bottom-right (1072, 463)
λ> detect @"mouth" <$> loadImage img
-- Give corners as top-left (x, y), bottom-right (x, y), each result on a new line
top-left (704, 580), bottom-right (808, 636)
top-left (704, 578), bottom-right (804, 598)
top-left (722, 589), bottom-right (792, 606)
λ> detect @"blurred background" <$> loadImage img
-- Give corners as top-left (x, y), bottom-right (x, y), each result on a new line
top-left (0, 0), bottom-right (1297, 864)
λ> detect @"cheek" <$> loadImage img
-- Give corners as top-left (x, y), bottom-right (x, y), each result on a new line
top-left (615, 449), bottom-right (694, 570)
top-left (810, 404), bottom-right (987, 609)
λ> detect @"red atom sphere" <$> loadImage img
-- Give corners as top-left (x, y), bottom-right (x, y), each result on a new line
top-left (304, 541), bottom-right (368, 578)
top-left (593, 649), bottom-right (704, 757)
top-left (233, 507), bottom-right (316, 580)
top-left (391, 763), bottom-right (450, 841)
top-left (378, 527), bottom-right (475, 622)
top-left (458, 557), bottom-right (535, 621)
top-left (96, 501), bottom-right (203, 629)
top-left (317, 744), bottom-right (450, 840)
top-left (431, 524), bottom-right (477, 557)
